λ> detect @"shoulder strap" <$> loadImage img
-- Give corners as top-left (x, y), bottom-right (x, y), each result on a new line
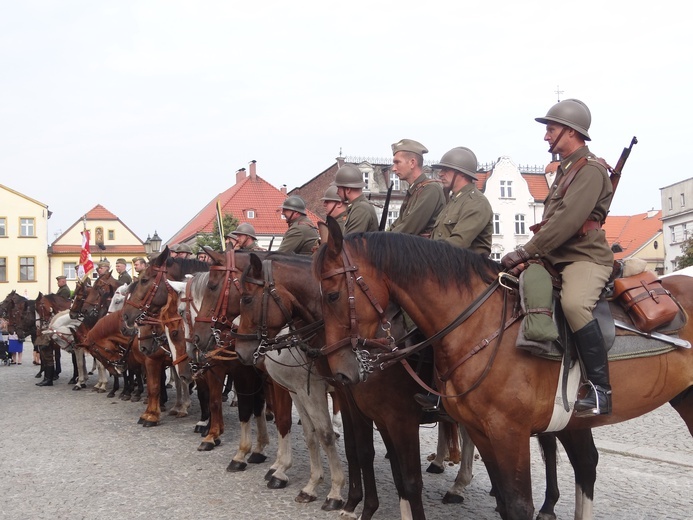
top-left (557, 156), bottom-right (589, 197)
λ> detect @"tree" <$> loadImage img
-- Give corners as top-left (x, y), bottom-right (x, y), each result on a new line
top-left (675, 236), bottom-right (693, 270)
top-left (195, 213), bottom-right (239, 253)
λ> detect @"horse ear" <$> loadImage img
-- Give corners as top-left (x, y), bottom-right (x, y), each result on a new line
top-left (206, 247), bottom-right (225, 266)
top-left (249, 253), bottom-right (263, 279)
top-left (325, 216), bottom-right (343, 257)
top-left (156, 247), bottom-right (170, 266)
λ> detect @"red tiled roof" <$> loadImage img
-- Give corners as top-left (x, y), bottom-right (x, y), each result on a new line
top-left (51, 245), bottom-right (146, 254)
top-left (167, 172), bottom-right (321, 245)
top-left (603, 211), bottom-right (663, 260)
top-left (85, 204), bottom-right (118, 220)
top-left (522, 173), bottom-right (550, 201)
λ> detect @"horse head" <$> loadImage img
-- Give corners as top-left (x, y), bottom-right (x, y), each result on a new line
top-left (190, 248), bottom-right (244, 356)
top-left (313, 217), bottom-right (396, 385)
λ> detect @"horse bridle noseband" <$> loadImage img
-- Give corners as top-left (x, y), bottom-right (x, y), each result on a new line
top-left (126, 262), bottom-right (176, 325)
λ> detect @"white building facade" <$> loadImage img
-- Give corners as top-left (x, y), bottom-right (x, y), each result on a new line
top-left (660, 178), bottom-right (693, 273)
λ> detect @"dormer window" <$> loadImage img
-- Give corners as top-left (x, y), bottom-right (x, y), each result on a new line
top-left (246, 210), bottom-right (256, 219)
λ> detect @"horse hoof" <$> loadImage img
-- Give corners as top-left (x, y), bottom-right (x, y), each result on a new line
top-left (536, 513), bottom-right (557, 520)
top-left (142, 420), bottom-right (159, 427)
top-left (194, 425), bottom-right (203, 433)
top-left (168, 409), bottom-right (178, 416)
top-left (199, 427), bottom-right (210, 437)
top-left (267, 476), bottom-right (288, 489)
top-left (107, 392), bottom-right (116, 398)
top-left (198, 442), bottom-right (216, 452)
top-left (442, 492), bottom-right (464, 504)
top-left (426, 462), bottom-right (444, 474)
top-left (137, 418), bottom-right (145, 424)
top-left (68, 378), bottom-right (77, 385)
top-left (321, 498), bottom-right (344, 511)
top-left (264, 469), bottom-right (276, 481)
top-left (130, 396), bottom-right (141, 402)
top-left (160, 405), bottom-right (166, 411)
top-left (295, 491), bottom-right (317, 504)
top-left (338, 510), bottom-right (358, 519)
top-left (120, 395), bottom-right (131, 401)
top-left (248, 452), bottom-right (268, 464)
top-left (226, 460), bottom-right (247, 472)
top-left (97, 388), bottom-right (107, 394)
top-left (80, 384), bottom-right (87, 388)
top-left (72, 386), bottom-right (82, 391)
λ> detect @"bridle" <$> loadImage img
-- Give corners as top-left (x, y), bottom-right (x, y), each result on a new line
top-left (319, 241), bottom-right (519, 396)
top-left (233, 258), bottom-right (324, 366)
top-left (125, 262), bottom-right (177, 325)
top-left (192, 249), bottom-right (242, 363)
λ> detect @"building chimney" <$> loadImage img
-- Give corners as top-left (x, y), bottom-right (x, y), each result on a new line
top-left (236, 168), bottom-right (246, 184)
top-left (281, 184), bottom-right (287, 195)
top-left (249, 160), bottom-right (257, 180)
top-left (336, 156), bottom-right (345, 168)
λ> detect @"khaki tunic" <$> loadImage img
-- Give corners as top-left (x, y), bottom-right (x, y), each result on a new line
top-left (117, 272), bottom-right (132, 286)
top-left (431, 183), bottom-right (493, 255)
top-left (277, 215), bottom-right (319, 255)
top-left (344, 194), bottom-right (378, 234)
top-left (55, 285), bottom-right (71, 300)
top-left (522, 146), bottom-right (613, 268)
top-left (389, 175), bottom-right (445, 236)
top-left (237, 240), bottom-right (265, 252)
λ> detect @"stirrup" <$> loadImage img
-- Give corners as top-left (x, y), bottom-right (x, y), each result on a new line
top-left (574, 381), bottom-right (611, 417)
top-left (414, 393), bottom-right (441, 413)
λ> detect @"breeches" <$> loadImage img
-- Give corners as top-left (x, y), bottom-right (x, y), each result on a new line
top-left (560, 261), bottom-right (612, 332)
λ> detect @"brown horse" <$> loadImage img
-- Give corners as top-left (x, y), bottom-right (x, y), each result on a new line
top-left (314, 222), bottom-right (693, 520)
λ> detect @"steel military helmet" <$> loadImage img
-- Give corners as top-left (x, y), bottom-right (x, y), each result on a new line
top-left (320, 184), bottom-right (343, 202)
top-left (432, 147), bottom-right (479, 180)
top-left (334, 164), bottom-right (365, 189)
top-left (280, 195), bottom-right (307, 215)
top-left (233, 223), bottom-right (257, 239)
top-left (535, 98), bottom-right (592, 141)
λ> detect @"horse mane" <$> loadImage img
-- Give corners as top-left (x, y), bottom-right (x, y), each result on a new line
top-left (166, 257), bottom-right (210, 275)
top-left (332, 232), bottom-right (501, 292)
top-left (188, 272), bottom-right (209, 302)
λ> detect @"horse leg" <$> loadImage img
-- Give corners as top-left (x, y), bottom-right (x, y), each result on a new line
top-left (159, 365), bottom-right (168, 410)
top-left (131, 364), bottom-right (144, 402)
top-left (467, 426), bottom-right (534, 520)
top-left (670, 385), bottom-right (693, 436)
top-left (247, 380), bottom-right (289, 479)
top-left (443, 423), bottom-right (475, 504)
top-left (96, 360), bottom-right (108, 393)
top-left (194, 377), bottom-right (211, 435)
top-left (199, 367), bottom-right (224, 450)
top-left (249, 377), bottom-right (269, 462)
top-left (329, 390), bottom-right (343, 438)
top-left (378, 421), bottom-right (425, 520)
top-left (535, 433), bottom-right (560, 520)
top-left (294, 388), bottom-right (346, 511)
top-left (170, 368), bottom-right (191, 418)
top-left (108, 373), bottom-right (120, 398)
top-left (75, 348), bottom-right (88, 389)
top-left (555, 429), bottom-right (598, 520)
top-left (69, 350), bottom-right (78, 384)
top-left (54, 345), bottom-right (61, 377)
top-left (139, 357), bottom-right (162, 427)
top-left (339, 393), bottom-right (377, 520)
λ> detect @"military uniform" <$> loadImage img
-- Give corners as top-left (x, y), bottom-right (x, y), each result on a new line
top-left (522, 145), bottom-right (613, 331)
top-left (237, 240), bottom-right (265, 252)
top-left (390, 174), bottom-right (445, 236)
top-left (432, 183), bottom-right (493, 255)
top-left (344, 194), bottom-right (378, 234)
top-left (55, 284), bottom-right (71, 300)
top-left (117, 272), bottom-right (133, 286)
top-left (277, 215), bottom-right (319, 255)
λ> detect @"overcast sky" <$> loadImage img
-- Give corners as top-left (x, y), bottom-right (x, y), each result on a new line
top-left (1, 1), bottom-right (691, 243)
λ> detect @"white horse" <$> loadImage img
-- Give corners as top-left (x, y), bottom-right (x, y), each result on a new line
top-left (42, 310), bottom-right (109, 391)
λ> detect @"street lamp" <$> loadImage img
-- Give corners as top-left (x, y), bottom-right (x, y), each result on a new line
top-left (150, 231), bottom-right (162, 253)
top-left (143, 234), bottom-right (152, 255)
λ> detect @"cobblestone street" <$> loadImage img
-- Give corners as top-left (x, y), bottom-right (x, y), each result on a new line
top-left (1, 352), bottom-right (691, 520)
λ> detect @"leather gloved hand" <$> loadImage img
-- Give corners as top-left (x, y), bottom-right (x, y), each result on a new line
top-left (501, 246), bottom-right (531, 270)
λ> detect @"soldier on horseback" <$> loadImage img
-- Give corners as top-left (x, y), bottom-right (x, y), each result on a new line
top-left (277, 196), bottom-right (319, 255)
top-left (501, 99), bottom-right (614, 417)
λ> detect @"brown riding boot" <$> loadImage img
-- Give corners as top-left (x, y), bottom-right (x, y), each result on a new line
top-left (573, 320), bottom-right (611, 417)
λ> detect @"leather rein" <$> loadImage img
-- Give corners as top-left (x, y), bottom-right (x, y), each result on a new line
top-left (319, 245), bottom-right (519, 397)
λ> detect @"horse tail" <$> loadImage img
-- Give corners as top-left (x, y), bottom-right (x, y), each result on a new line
top-left (443, 421), bottom-right (461, 464)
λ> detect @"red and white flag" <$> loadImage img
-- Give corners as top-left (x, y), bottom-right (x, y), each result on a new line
top-left (77, 229), bottom-right (94, 281)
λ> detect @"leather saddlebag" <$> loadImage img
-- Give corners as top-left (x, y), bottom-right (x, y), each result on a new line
top-left (613, 271), bottom-right (678, 332)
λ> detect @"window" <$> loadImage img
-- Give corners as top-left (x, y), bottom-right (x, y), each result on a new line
top-left (0, 217), bottom-right (6, 236)
top-left (491, 252), bottom-right (501, 263)
top-left (108, 229), bottom-right (115, 240)
top-left (515, 214), bottom-right (526, 235)
top-left (19, 257), bottom-right (35, 281)
top-left (63, 262), bottom-right (77, 280)
top-left (500, 180), bottom-right (513, 199)
top-left (493, 214), bottom-right (501, 235)
top-left (20, 218), bottom-right (35, 237)
top-left (390, 172), bottom-right (400, 192)
top-left (246, 210), bottom-right (256, 219)
top-left (362, 171), bottom-right (370, 191)
top-left (681, 193), bottom-right (686, 207)
top-left (669, 197), bottom-right (673, 210)
top-left (0, 257), bottom-right (6, 282)
top-left (387, 209), bottom-right (399, 229)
